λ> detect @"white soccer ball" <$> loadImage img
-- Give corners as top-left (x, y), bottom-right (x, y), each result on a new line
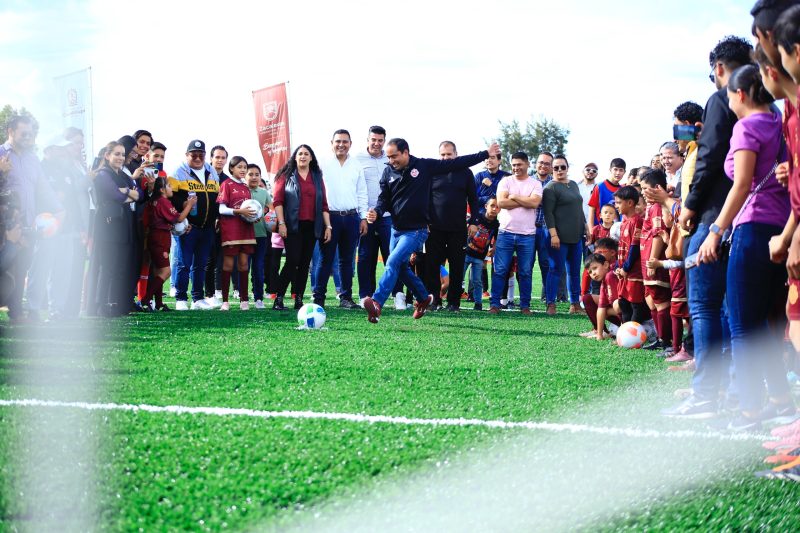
top-left (616, 321), bottom-right (648, 349)
top-left (34, 212), bottom-right (60, 238)
top-left (240, 198), bottom-right (263, 223)
top-left (297, 303), bottom-right (326, 329)
top-left (171, 220), bottom-right (189, 236)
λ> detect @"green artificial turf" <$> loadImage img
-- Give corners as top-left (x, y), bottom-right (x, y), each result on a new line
top-left (1, 300), bottom-right (799, 531)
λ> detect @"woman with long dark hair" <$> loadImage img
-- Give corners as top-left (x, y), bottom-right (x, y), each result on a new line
top-left (90, 140), bottom-right (140, 316)
top-left (272, 145), bottom-right (331, 310)
top-left (697, 63), bottom-right (794, 430)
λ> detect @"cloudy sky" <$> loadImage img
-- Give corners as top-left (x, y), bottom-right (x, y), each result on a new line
top-left (2, 0), bottom-right (754, 176)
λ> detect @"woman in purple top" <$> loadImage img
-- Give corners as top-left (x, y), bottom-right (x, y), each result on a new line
top-left (698, 64), bottom-right (794, 430)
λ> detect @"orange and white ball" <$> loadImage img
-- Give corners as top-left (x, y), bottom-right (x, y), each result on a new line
top-left (616, 321), bottom-right (648, 349)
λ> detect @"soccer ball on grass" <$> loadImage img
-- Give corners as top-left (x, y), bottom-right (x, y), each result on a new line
top-left (297, 303), bottom-right (326, 329)
top-left (616, 321), bottom-right (648, 349)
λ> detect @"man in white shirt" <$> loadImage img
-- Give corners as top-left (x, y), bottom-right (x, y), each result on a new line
top-left (575, 162), bottom-right (598, 226)
top-left (659, 141), bottom-right (684, 198)
top-left (354, 126), bottom-right (404, 307)
top-left (314, 129), bottom-right (368, 309)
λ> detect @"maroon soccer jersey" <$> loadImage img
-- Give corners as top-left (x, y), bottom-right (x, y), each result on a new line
top-left (599, 267), bottom-right (619, 309)
top-left (590, 224), bottom-right (611, 243)
top-left (617, 213), bottom-right (644, 303)
top-left (217, 178), bottom-right (256, 246)
top-left (641, 202), bottom-right (670, 289)
top-left (149, 196), bottom-right (180, 231)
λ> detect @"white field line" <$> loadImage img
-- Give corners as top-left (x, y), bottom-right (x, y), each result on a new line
top-left (0, 398), bottom-right (772, 442)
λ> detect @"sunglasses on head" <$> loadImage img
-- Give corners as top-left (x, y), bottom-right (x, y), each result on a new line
top-left (553, 165), bottom-right (568, 171)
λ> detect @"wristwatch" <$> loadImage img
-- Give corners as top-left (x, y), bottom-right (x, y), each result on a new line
top-left (709, 223), bottom-right (723, 235)
top-left (326, 225), bottom-right (333, 229)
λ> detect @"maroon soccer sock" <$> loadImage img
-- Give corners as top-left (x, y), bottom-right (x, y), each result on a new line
top-left (221, 270), bottom-right (232, 302)
top-left (656, 308), bottom-right (672, 347)
top-left (671, 314), bottom-right (683, 352)
top-left (239, 270), bottom-right (249, 301)
top-left (153, 274), bottom-right (166, 307)
top-left (581, 294), bottom-right (598, 330)
top-left (651, 308), bottom-right (663, 339)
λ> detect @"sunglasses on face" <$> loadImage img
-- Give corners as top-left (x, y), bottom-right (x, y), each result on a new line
top-left (584, 168), bottom-right (597, 174)
top-left (553, 165), bottom-right (568, 171)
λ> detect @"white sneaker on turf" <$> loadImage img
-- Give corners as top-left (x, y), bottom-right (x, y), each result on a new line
top-left (191, 299), bottom-right (212, 310)
top-left (255, 300), bottom-right (265, 309)
top-left (175, 300), bottom-right (188, 311)
top-left (205, 296), bottom-right (222, 308)
top-left (240, 300), bottom-right (250, 311)
top-left (607, 323), bottom-right (619, 337)
top-left (395, 292), bottom-right (407, 310)
top-left (233, 290), bottom-right (240, 299)
top-left (220, 302), bottom-right (230, 311)
top-left (169, 287), bottom-right (177, 298)
top-left (214, 290), bottom-right (222, 300)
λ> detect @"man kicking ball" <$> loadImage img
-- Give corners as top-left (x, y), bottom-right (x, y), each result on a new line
top-left (363, 138), bottom-right (501, 323)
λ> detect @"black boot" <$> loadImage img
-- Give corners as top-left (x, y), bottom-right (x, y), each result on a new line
top-left (273, 296), bottom-right (286, 310)
top-left (294, 295), bottom-right (304, 310)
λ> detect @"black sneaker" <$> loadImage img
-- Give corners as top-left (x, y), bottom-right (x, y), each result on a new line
top-left (760, 402), bottom-right (799, 426)
top-left (155, 304), bottom-right (171, 312)
top-left (661, 395), bottom-right (717, 419)
top-left (312, 297), bottom-right (324, 308)
top-left (295, 296), bottom-right (305, 310)
top-left (445, 304), bottom-right (460, 313)
top-left (506, 301), bottom-right (517, 309)
top-left (643, 340), bottom-right (666, 351)
top-left (473, 303), bottom-right (483, 311)
top-left (273, 296), bottom-right (287, 311)
top-left (339, 298), bottom-right (360, 309)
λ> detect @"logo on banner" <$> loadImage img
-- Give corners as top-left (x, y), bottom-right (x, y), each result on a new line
top-left (67, 88), bottom-right (78, 107)
top-left (262, 101), bottom-right (279, 121)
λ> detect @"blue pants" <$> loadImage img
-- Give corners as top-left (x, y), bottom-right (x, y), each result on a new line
top-left (170, 235), bottom-right (180, 288)
top-left (314, 212), bottom-right (359, 301)
top-left (175, 225), bottom-right (215, 302)
top-left (311, 244), bottom-right (340, 294)
top-left (373, 228), bottom-right (430, 306)
top-left (533, 228), bottom-right (550, 298)
top-left (464, 255), bottom-right (485, 302)
top-left (358, 215), bottom-right (394, 298)
top-left (547, 240), bottom-right (582, 305)
top-left (490, 231), bottom-right (534, 309)
top-left (727, 222), bottom-right (790, 412)
top-left (250, 236), bottom-right (269, 301)
top-left (688, 223), bottom-right (730, 402)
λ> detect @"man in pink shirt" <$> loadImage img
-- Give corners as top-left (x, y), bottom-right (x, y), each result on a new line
top-left (488, 151), bottom-right (543, 314)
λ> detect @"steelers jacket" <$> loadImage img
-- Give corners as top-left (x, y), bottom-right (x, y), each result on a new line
top-left (169, 162), bottom-right (220, 229)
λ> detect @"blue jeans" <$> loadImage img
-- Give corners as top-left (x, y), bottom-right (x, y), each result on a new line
top-left (175, 225), bottom-right (215, 302)
top-left (490, 231), bottom-right (534, 308)
top-left (546, 240), bottom-right (583, 304)
top-left (311, 243), bottom-right (341, 295)
top-left (533, 228), bottom-right (551, 298)
top-left (314, 212), bottom-right (359, 301)
top-left (358, 215), bottom-right (395, 298)
top-left (687, 223), bottom-right (730, 402)
top-left (727, 222), bottom-right (790, 412)
top-left (250, 236), bottom-right (269, 301)
top-left (170, 235), bottom-right (180, 288)
top-left (373, 227), bottom-right (430, 306)
top-left (464, 255), bottom-right (485, 302)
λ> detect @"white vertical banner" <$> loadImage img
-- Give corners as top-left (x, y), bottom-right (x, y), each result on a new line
top-left (53, 67), bottom-right (93, 163)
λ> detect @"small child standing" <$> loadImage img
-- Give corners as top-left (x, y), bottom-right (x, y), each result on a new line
top-left (246, 164), bottom-right (273, 309)
top-left (142, 177), bottom-right (195, 311)
top-left (639, 168), bottom-right (673, 352)
top-left (216, 156), bottom-right (258, 311)
top-left (464, 197), bottom-right (500, 310)
top-left (613, 186), bottom-right (648, 324)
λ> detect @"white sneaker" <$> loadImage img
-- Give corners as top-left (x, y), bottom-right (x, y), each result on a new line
top-left (255, 300), bottom-right (265, 309)
top-left (607, 322), bottom-right (619, 337)
top-left (214, 290), bottom-right (222, 300)
top-left (220, 302), bottom-right (230, 311)
top-left (169, 287), bottom-right (177, 298)
top-left (191, 299), bottom-right (212, 310)
top-left (233, 290), bottom-right (240, 299)
top-left (205, 296), bottom-right (222, 308)
top-left (395, 292), bottom-right (407, 310)
top-left (240, 300), bottom-right (249, 311)
top-left (359, 297), bottom-right (368, 307)
top-left (175, 300), bottom-right (188, 311)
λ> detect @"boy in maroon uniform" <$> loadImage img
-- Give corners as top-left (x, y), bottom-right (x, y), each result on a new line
top-left (142, 177), bottom-right (196, 310)
top-left (585, 252), bottom-right (621, 341)
top-left (581, 239), bottom-right (621, 338)
top-left (639, 169), bottom-right (673, 351)
top-left (217, 156), bottom-right (257, 310)
top-left (613, 186), bottom-right (648, 324)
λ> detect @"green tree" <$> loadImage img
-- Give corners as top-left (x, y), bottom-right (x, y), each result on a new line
top-left (493, 116), bottom-right (569, 168)
top-left (0, 104), bottom-right (39, 145)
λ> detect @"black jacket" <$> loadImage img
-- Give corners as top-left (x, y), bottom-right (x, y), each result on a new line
top-left (282, 169), bottom-right (326, 239)
top-left (684, 86), bottom-right (737, 226)
top-left (430, 167), bottom-right (479, 231)
top-left (375, 151), bottom-right (488, 230)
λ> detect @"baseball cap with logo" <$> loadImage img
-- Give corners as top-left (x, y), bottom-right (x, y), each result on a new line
top-left (186, 139), bottom-right (206, 152)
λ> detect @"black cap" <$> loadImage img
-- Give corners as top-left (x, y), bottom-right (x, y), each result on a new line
top-left (186, 139), bottom-right (206, 152)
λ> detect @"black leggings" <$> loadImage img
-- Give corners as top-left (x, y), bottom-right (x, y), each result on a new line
top-left (618, 298), bottom-right (650, 324)
top-left (277, 221), bottom-right (317, 298)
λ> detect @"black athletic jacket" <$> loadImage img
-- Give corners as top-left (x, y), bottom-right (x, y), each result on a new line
top-left (374, 151), bottom-right (487, 231)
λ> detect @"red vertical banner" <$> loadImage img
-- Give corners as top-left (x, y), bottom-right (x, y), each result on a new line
top-left (252, 82), bottom-right (290, 176)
